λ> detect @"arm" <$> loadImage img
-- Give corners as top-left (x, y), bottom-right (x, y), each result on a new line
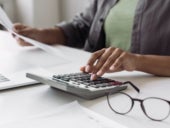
top-left (13, 23), bottom-right (66, 46)
top-left (80, 47), bottom-right (170, 80)
top-left (136, 55), bottom-right (170, 76)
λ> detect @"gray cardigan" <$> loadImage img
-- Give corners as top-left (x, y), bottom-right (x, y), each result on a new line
top-left (58, 0), bottom-right (170, 55)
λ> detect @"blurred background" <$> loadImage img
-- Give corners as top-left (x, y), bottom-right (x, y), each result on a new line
top-left (0, 0), bottom-right (90, 28)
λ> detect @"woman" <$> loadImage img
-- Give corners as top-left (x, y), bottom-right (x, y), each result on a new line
top-left (13, 0), bottom-right (170, 80)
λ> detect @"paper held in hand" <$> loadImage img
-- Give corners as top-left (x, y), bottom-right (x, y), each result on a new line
top-left (0, 6), bottom-right (71, 61)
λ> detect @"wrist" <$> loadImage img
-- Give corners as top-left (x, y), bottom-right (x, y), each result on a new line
top-left (134, 54), bottom-right (143, 71)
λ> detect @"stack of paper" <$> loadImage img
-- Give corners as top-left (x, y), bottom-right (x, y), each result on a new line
top-left (0, 101), bottom-right (128, 128)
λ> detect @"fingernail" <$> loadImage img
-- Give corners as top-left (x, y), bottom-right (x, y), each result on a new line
top-left (110, 66), bottom-right (115, 70)
top-left (90, 74), bottom-right (97, 80)
top-left (97, 71), bottom-right (102, 76)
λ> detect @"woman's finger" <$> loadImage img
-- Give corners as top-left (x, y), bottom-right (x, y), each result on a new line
top-left (92, 47), bottom-right (115, 74)
top-left (16, 37), bottom-right (32, 46)
top-left (13, 23), bottom-right (27, 31)
top-left (96, 48), bottom-right (123, 76)
top-left (87, 48), bottom-right (106, 66)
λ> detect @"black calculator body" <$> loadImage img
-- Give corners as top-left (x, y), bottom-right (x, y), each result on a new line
top-left (26, 72), bottom-right (128, 100)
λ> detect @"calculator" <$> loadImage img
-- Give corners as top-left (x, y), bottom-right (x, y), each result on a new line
top-left (26, 72), bottom-right (129, 100)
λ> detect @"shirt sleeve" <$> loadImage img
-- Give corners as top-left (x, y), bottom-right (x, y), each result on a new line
top-left (56, 0), bottom-right (98, 48)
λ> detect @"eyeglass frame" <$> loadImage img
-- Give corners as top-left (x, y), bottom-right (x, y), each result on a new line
top-left (106, 81), bottom-right (170, 121)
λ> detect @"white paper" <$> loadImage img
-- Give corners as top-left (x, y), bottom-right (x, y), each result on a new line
top-left (14, 32), bottom-right (72, 61)
top-left (0, 7), bottom-right (13, 31)
top-left (0, 6), bottom-right (71, 61)
top-left (0, 101), bottom-right (128, 128)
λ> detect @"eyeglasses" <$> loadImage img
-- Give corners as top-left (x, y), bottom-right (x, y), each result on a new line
top-left (107, 91), bottom-right (170, 121)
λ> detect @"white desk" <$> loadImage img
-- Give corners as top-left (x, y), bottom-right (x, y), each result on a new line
top-left (0, 31), bottom-right (170, 128)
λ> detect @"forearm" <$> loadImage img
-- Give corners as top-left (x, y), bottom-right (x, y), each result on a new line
top-left (136, 55), bottom-right (170, 76)
top-left (39, 27), bottom-right (66, 45)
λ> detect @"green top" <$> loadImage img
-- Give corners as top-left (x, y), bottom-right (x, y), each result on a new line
top-left (104, 0), bottom-right (138, 51)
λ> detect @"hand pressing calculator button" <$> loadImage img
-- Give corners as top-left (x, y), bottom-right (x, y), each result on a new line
top-left (53, 73), bottom-right (122, 89)
top-left (27, 72), bottom-right (138, 100)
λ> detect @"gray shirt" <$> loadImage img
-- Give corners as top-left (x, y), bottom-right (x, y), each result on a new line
top-left (58, 0), bottom-right (170, 55)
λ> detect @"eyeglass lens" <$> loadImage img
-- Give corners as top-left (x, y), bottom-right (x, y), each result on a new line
top-left (142, 98), bottom-right (170, 121)
top-left (108, 92), bottom-right (133, 114)
top-left (107, 92), bottom-right (170, 121)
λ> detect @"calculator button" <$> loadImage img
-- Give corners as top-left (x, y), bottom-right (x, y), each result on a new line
top-left (82, 82), bottom-right (90, 85)
top-left (52, 73), bottom-right (124, 90)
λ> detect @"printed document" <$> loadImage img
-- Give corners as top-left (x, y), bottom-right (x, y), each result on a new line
top-left (0, 101), bottom-right (128, 128)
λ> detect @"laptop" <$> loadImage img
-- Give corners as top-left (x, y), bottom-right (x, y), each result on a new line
top-left (0, 68), bottom-right (49, 90)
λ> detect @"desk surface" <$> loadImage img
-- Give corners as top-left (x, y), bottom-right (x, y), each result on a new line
top-left (0, 31), bottom-right (170, 128)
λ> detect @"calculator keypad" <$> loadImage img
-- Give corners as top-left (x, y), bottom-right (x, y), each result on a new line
top-left (52, 73), bottom-right (123, 89)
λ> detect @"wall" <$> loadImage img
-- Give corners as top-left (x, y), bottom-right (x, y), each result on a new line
top-left (15, 0), bottom-right (60, 27)
top-left (59, 0), bottom-right (90, 21)
top-left (2, 0), bottom-right (89, 27)
top-left (0, 0), bottom-right (16, 22)
top-left (33, 0), bottom-right (60, 27)
top-left (15, 0), bottom-right (34, 26)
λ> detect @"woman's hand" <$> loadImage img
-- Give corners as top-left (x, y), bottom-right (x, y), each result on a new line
top-left (12, 23), bottom-right (66, 46)
top-left (80, 47), bottom-right (139, 80)
top-left (12, 23), bottom-right (35, 46)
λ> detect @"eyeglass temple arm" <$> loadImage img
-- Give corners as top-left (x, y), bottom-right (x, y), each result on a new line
top-left (123, 81), bottom-right (140, 93)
